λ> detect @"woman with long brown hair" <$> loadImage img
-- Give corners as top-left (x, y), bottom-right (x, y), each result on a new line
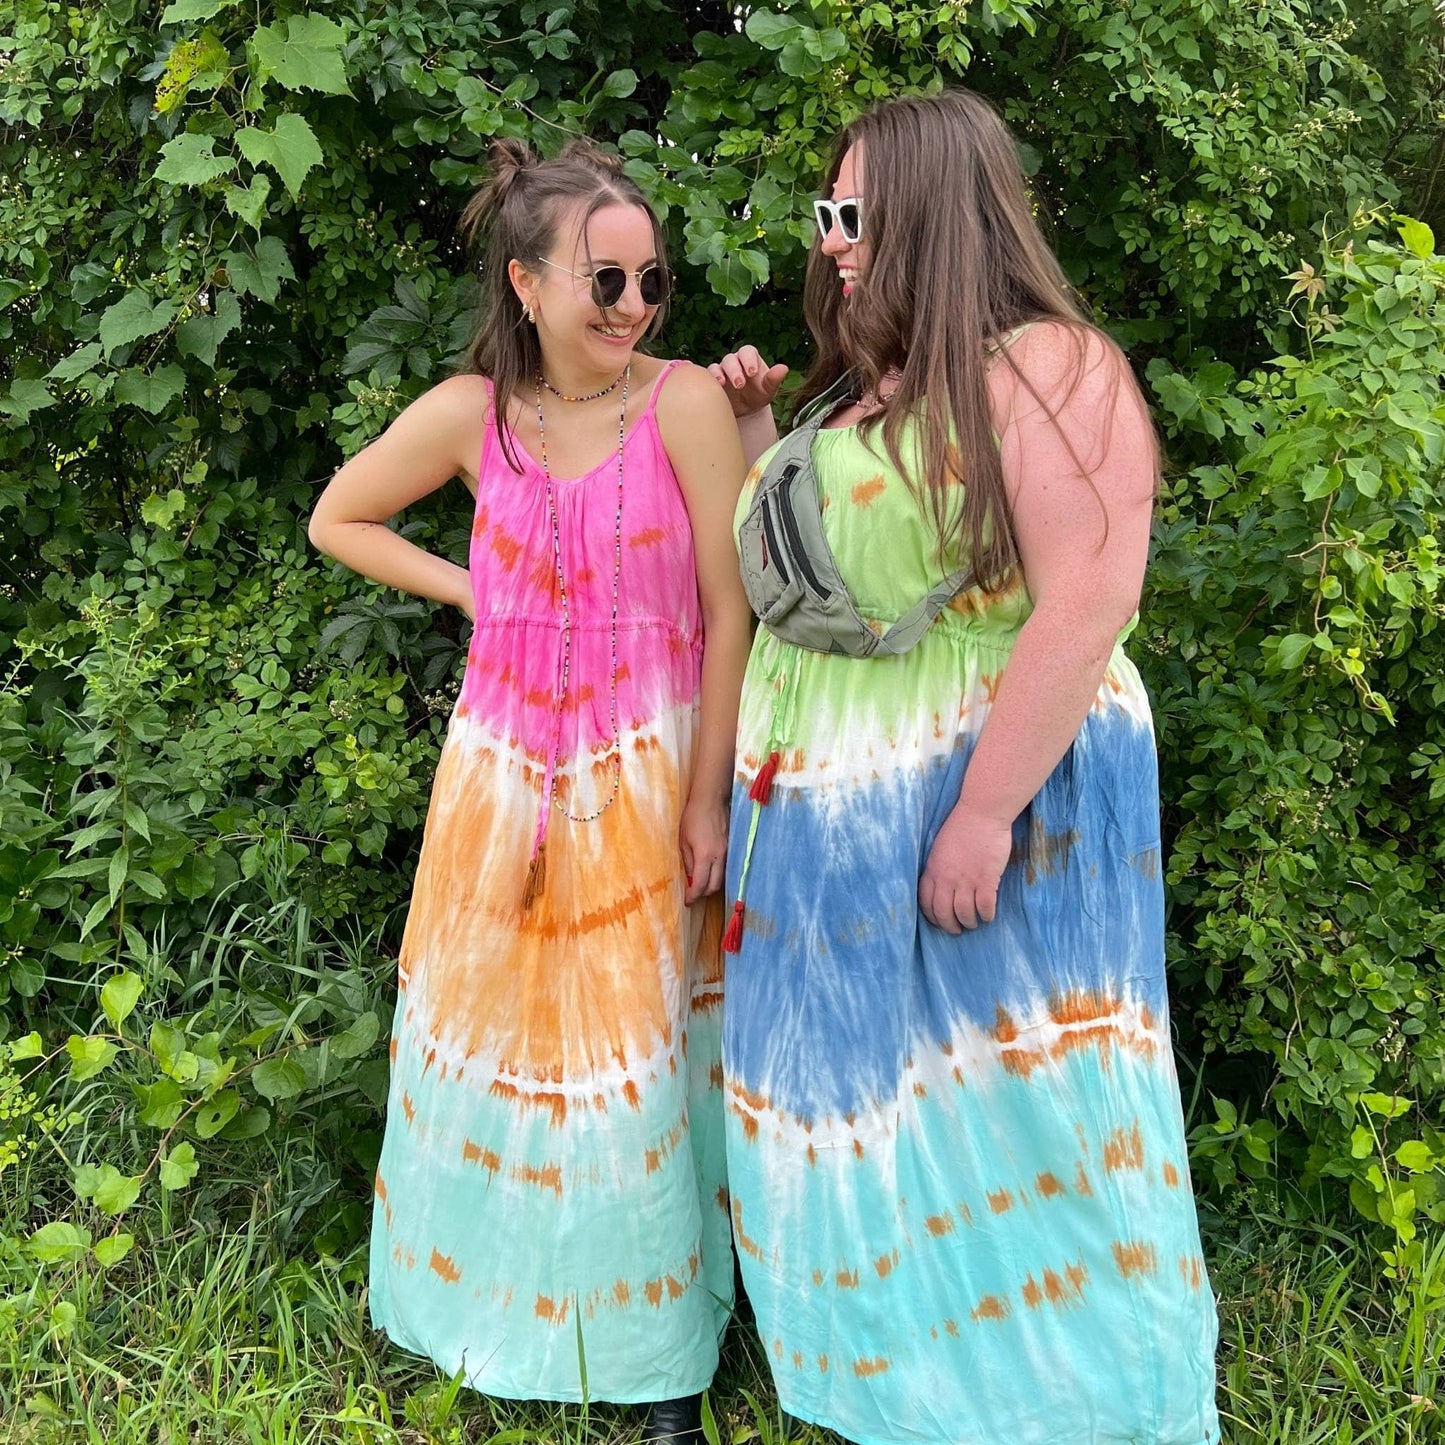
top-left (310, 138), bottom-right (749, 1442)
top-left (710, 90), bottom-right (1219, 1443)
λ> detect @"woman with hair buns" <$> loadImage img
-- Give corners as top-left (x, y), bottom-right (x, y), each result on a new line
top-left (309, 138), bottom-right (749, 1441)
top-left (709, 91), bottom-right (1219, 1443)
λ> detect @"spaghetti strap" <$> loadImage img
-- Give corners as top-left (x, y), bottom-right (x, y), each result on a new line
top-left (985, 321), bottom-right (1037, 353)
top-left (642, 358), bottom-right (687, 417)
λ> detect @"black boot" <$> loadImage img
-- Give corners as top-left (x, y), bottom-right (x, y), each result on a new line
top-left (641, 1393), bottom-right (705, 1444)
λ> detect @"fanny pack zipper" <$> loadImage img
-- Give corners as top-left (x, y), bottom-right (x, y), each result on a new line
top-left (760, 494), bottom-right (790, 587)
top-left (774, 465), bottom-right (832, 599)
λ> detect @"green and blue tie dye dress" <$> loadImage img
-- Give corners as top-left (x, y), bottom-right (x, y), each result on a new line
top-left (723, 419), bottom-right (1220, 1445)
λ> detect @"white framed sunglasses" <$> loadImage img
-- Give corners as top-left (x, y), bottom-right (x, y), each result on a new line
top-left (813, 196), bottom-right (864, 245)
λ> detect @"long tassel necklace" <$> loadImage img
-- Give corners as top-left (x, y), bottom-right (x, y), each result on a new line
top-left (522, 364), bottom-right (629, 910)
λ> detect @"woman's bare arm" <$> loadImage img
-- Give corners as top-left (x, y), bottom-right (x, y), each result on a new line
top-left (308, 373), bottom-right (490, 619)
top-left (657, 364), bottom-right (754, 904)
top-left (919, 322), bottom-right (1156, 933)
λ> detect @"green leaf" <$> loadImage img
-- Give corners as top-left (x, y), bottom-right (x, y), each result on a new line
top-left (141, 488), bottom-right (189, 528)
top-left (50, 1301), bottom-right (79, 1337)
top-left (91, 1165), bottom-right (143, 1215)
top-left (737, 247), bottom-right (770, 286)
top-left (1275, 633), bottom-right (1313, 669)
top-left (8, 1031), bottom-right (43, 1061)
top-left (331, 1011), bottom-right (380, 1060)
top-left (251, 1055), bottom-right (307, 1100)
top-left (93, 1234), bottom-right (135, 1269)
top-left (706, 253), bottom-right (758, 306)
top-left (224, 171), bottom-right (273, 230)
top-left (151, 1021), bottom-right (186, 1074)
top-left (221, 1105), bottom-right (272, 1140)
top-left (175, 290), bottom-right (242, 367)
top-left (160, 0), bottom-right (238, 22)
top-left (9, 957), bottom-right (45, 998)
top-left (124, 802), bottom-right (152, 845)
top-left (80, 894), bottom-right (112, 939)
top-left (99, 291), bottom-right (178, 357)
top-left (27, 1222), bottom-right (92, 1265)
top-left (601, 68), bottom-right (637, 99)
top-left (154, 132), bottom-right (236, 187)
top-left (48, 342), bottom-right (104, 383)
top-left (108, 845), bottom-right (130, 902)
top-left (0, 378), bottom-right (55, 423)
top-left (155, 29), bottom-right (231, 112)
top-left (1396, 1140), bottom-right (1435, 1172)
top-left (1398, 218), bottom-right (1434, 259)
top-left (134, 1077), bottom-right (186, 1128)
top-left (115, 365), bottom-right (187, 413)
top-left (223, 236), bottom-right (295, 304)
top-left (250, 14), bottom-right (351, 96)
top-left (745, 11), bottom-right (802, 48)
top-left (160, 1142), bottom-right (200, 1190)
top-left (66, 1034), bottom-right (118, 1082)
top-left (193, 1088), bottom-right (241, 1138)
top-left (777, 37), bottom-right (822, 77)
top-left (235, 113), bottom-right (325, 198)
top-left (1361, 1092), bottom-right (1411, 1119)
top-left (100, 969), bottom-right (143, 1029)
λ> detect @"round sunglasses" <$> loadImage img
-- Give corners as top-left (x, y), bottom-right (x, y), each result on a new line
top-left (813, 196), bottom-right (864, 245)
top-left (539, 257), bottom-right (668, 309)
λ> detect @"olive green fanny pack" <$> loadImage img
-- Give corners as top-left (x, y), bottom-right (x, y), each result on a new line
top-left (737, 376), bottom-right (975, 657)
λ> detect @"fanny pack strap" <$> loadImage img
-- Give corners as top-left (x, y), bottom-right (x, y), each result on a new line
top-left (783, 374), bottom-right (976, 655)
top-left (875, 564), bottom-right (975, 653)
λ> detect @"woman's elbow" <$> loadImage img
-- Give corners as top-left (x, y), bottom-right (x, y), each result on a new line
top-left (306, 510), bottom-right (331, 557)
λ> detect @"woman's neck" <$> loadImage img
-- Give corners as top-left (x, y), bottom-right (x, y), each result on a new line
top-left (535, 351), bottom-right (631, 400)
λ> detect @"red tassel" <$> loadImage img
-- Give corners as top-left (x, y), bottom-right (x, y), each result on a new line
top-left (721, 900), bottom-right (746, 954)
top-left (521, 844), bottom-right (546, 910)
top-left (748, 751), bottom-right (781, 805)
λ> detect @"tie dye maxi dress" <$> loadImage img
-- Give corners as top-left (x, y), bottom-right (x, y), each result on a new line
top-left (722, 420), bottom-right (1220, 1445)
top-left (369, 362), bottom-right (733, 1403)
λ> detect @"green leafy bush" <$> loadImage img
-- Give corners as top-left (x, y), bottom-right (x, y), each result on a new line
top-left (1, 0), bottom-right (1441, 1315)
top-left (1144, 217), bottom-right (1445, 1274)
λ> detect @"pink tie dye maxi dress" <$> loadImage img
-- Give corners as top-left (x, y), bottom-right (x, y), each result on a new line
top-left (368, 362), bottom-right (733, 1403)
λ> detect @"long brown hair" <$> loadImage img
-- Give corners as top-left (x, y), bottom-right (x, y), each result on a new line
top-left (798, 89), bottom-right (1145, 590)
top-left (459, 137), bottom-right (669, 472)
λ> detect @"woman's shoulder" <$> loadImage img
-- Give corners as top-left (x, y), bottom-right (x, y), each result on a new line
top-left (391, 372), bottom-right (495, 437)
top-left (986, 319), bottom-right (1131, 418)
top-left (651, 359), bottom-right (735, 430)
top-left (990, 318), bottom-right (1121, 375)
top-left (428, 370), bottom-right (495, 415)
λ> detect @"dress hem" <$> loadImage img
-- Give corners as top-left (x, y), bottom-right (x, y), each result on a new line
top-left (777, 1392), bottom-right (1221, 1445)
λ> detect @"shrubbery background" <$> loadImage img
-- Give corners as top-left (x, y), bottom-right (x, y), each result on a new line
top-left (1, 0), bottom-right (1443, 1437)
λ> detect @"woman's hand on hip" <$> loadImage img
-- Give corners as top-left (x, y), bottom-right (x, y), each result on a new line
top-left (919, 803), bottom-right (1014, 934)
top-left (707, 346), bottom-right (789, 420)
top-left (679, 796), bottom-right (729, 905)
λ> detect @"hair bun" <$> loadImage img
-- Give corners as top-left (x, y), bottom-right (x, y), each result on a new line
top-left (459, 140), bottom-right (540, 249)
top-left (488, 138), bottom-right (540, 202)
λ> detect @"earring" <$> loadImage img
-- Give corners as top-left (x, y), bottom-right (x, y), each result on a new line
top-left (525, 303), bottom-right (536, 324)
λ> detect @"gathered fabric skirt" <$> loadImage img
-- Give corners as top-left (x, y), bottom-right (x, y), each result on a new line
top-left (723, 628), bottom-right (1220, 1444)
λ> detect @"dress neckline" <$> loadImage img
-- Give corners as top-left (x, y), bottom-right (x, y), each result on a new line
top-left (495, 361), bottom-right (680, 484)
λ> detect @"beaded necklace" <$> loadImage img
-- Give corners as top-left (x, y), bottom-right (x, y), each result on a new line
top-left (522, 364), bottom-right (630, 909)
top-left (540, 369), bottom-right (625, 403)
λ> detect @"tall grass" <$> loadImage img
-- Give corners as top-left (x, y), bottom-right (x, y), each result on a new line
top-left (4, 1202), bottom-right (1441, 1443)
top-left (3, 896), bottom-right (1441, 1443)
